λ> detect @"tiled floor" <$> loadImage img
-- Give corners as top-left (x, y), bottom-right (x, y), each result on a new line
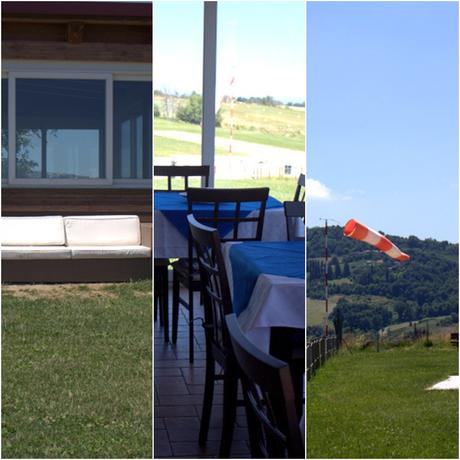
top-left (154, 290), bottom-right (251, 458)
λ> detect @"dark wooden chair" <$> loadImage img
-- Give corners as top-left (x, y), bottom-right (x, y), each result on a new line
top-left (293, 173), bottom-right (305, 202)
top-left (187, 215), bottom-right (243, 458)
top-left (225, 313), bottom-right (305, 459)
top-left (283, 201), bottom-right (305, 241)
top-left (172, 187), bottom-right (269, 363)
top-left (153, 165), bottom-right (210, 191)
top-left (153, 165), bottom-right (210, 342)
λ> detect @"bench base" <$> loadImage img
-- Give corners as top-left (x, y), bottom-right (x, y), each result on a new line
top-left (2, 258), bottom-right (152, 283)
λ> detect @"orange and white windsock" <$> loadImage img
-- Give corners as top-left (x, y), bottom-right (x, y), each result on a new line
top-left (343, 219), bottom-right (410, 261)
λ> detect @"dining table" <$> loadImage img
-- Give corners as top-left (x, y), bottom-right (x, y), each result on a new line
top-left (153, 190), bottom-right (289, 259)
top-left (222, 239), bottom-right (305, 353)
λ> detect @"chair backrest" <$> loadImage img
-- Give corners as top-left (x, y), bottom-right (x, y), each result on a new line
top-left (293, 173), bottom-right (305, 202)
top-left (283, 201), bottom-right (305, 241)
top-left (186, 187), bottom-right (269, 243)
top-left (153, 165), bottom-right (210, 191)
top-left (225, 313), bottom-right (305, 459)
top-left (187, 214), bottom-right (233, 352)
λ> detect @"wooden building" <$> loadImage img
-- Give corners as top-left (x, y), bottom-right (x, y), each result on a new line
top-left (1, 1), bottom-right (152, 222)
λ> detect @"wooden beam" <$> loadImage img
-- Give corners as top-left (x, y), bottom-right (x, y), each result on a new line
top-left (2, 41), bottom-right (151, 62)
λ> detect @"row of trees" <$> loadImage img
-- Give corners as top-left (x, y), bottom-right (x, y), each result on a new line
top-left (155, 92), bottom-right (222, 127)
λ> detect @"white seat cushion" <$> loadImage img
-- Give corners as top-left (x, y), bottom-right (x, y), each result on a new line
top-left (1, 216), bottom-right (65, 246)
top-left (1, 246), bottom-right (71, 260)
top-left (69, 245), bottom-right (151, 259)
top-left (64, 216), bottom-right (141, 246)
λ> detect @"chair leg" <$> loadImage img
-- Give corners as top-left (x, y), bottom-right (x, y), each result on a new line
top-left (162, 267), bottom-right (169, 343)
top-left (219, 372), bottom-right (238, 458)
top-left (172, 270), bottom-right (179, 344)
top-left (198, 354), bottom-right (215, 446)
top-left (188, 287), bottom-right (194, 363)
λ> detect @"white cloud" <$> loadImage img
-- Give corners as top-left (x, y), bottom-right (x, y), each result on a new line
top-left (306, 178), bottom-right (332, 200)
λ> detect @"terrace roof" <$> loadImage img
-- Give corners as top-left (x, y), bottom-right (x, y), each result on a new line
top-left (1, 1), bottom-right (151, 22)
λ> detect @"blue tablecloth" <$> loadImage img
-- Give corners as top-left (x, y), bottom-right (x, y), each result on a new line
top-left (229, 241), bottom-right (305, 315)
top-left (154, 191), bottom-right (282, 238)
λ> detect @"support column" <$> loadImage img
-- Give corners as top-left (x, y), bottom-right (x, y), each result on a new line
top-left (201, 1), bottom-right (217, 187)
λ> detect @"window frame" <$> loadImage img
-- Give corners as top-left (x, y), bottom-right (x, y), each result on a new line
top-left (2, 61), bottom-right (151, 188)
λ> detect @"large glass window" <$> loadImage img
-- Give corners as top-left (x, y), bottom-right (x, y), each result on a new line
top-left (15, 79), bottom-right (105, 179)
top-left (2, 78), bottom-right (8, 179)
top-left (114, 81), bottom-right (152, 179)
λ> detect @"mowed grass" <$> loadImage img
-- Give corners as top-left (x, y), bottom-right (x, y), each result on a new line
top-left (154, 177), bottom-right (297, 204)
top-left (154, 133), bottom-right (232, 157)
top-left (307, 345), bottom-right (459, 458)
top-left (155, 115), bottom-right (304, 151)
top-left (214, 176), bottom-right (297, 203)
top-left (2, 282), bottom-right (152, 458)
top-left (307, 295), bottom-right (341, 326)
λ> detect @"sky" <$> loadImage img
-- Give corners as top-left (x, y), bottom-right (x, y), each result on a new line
top-left (154, 1), bottom-right (306, 103)
top-left (307, 2), bottom-right (459, 243)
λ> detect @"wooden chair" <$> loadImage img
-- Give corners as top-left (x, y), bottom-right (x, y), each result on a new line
top-left (283, 201), bottom-right (305, 241)
top-left (153, 165), bottom-right (210, 191)
top-left (225, 313), bottom-right (305, 459)
top-left (187, 215), bottom-right (243, 458)
top-left (172, 187), bottom-right (269, 363)
top-left (293, 173), bottom-right (305, 202)
top-left (153, 165), bottom-right (210, 342)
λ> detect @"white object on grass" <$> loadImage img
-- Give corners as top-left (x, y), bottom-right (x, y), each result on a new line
top-left (428, 375), bottom-right (459, 390)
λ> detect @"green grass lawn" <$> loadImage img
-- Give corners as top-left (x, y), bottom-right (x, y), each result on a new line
top-left (153, 176), bottom-right (297, 203)
top-left (307, 344), bottom-right (459, 458)
top-left (155, 116), bottom-right (304, 151)
top-left (214, 176), bottom-right (297, 203)
top-left (2, 282), bottom-right (152, 458)
top-left (154, 133), bottom-right (232, 157)
top-left (307, 295), bottom-right (341, 326)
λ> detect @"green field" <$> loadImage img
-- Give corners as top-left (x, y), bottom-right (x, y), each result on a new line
top-left (154, 132), bottom-right (233, 157)
top-left (307, 344), bottom-right (458, 458)
top-left (2, 282), bottom-right (152, 458)
top-left (154, 176), bottom-right (298, 203)
top-left (307, 296), bottom-right (341, 326)
top-left (214, 177), bottom-right (297, 202)
top-left (154, 108), bottom-right (305, 151)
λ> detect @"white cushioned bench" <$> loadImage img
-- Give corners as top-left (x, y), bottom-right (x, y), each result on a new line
top-left (1, 215), bottom-right (151, 282)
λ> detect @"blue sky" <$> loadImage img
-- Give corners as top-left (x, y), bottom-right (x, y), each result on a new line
top-left (307, 2), bottom-right (459, 243)
top-left (154, 1), bottom-right (305, 103)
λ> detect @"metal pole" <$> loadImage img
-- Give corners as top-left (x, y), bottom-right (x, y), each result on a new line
top-left (201, 1), bottom-right (217, 187)
top-left (324, 219), bottom-right (328, 336)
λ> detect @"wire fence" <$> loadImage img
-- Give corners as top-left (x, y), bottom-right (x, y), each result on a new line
top-left (306, 335), bottom-right (338, 381)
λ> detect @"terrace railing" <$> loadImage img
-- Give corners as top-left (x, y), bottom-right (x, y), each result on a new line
top-left (306, 336), bottom-right (338, 381)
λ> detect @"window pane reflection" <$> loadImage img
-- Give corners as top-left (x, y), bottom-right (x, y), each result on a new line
top-left (2, 79), bottom-right (8, 179)
top-left (16, 79), bottom-right (105, 179)
top-left (114, 81), bottom-right (152, 179)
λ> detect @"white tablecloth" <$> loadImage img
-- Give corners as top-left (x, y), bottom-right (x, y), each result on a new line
top-left (223, 242), bottom-right (305, 352)
top-left (154, 207), bottom-right (287, 259)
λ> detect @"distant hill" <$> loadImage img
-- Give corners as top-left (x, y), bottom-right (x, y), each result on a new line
top-left (307, 225), bottom-right (458, 332)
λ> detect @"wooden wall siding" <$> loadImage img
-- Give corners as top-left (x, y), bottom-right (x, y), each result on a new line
top-left (2, 41), bottom-right (151, 63)
top-left (3, 22), bottom-right (151, 45)
top-left (1, 188), bottom-right (152, 222)
top-left (2, 12), bottom-right (151, 63)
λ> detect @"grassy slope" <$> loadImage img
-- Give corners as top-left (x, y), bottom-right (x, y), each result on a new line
top-left (307, 345), bottom-right (458, 458)
top-left (154, 134), bottom-right (232, 157)
top-left (155, 113), bottom-right (305, 151)
top-left (2, 282), bottom-right (152, 458)
top-left (307, 295), bottom-right (341, 326)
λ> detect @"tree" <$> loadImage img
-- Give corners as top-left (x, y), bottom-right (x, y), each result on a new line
top-left (176, 92), bottom-right (202, 125)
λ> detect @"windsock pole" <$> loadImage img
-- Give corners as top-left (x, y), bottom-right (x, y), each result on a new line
top-left (324, 219), bottom-right (329, 337)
